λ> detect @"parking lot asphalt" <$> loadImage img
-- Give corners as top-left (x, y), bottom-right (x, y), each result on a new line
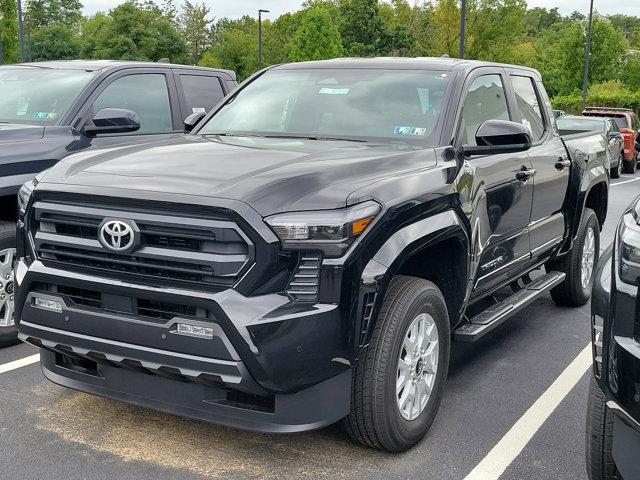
top-left (1, 172), bottom-right (639, 480)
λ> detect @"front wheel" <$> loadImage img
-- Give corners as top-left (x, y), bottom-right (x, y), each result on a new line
top-left (549, 208), bottom-right (600, 307)
top-left (586, 376), bottom-right (617, 480)
top-left (344, 276), bottom-right (450, 452)
top-left (0, 222), bottom-right (18, 348)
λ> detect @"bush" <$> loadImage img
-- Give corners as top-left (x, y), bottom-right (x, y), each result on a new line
top-left (552, 91), bottom-right (640, 115)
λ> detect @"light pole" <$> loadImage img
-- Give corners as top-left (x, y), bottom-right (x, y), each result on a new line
top-left (258, 9), bottom-right (269, 70)
top-left (581, 0), bottom-right (595, 111)
top-left (459, 0), bottom-right (467, 59)
top-left (17, 0), bottom-right (25, 62)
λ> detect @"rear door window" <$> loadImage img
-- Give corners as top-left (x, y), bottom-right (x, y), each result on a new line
top-left (460, 74), bottom-right (510, 146)
top-left (511, 75), bottom-right (545, 141)
top-left (179, 75), bottom-right (225, 116)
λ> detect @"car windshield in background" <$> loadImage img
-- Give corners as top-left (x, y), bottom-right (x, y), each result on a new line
top-left (0, 67), bottom-right (95, 125)
top-left (201, 69), bottom-right (451, 144)
top-left (557, 116), bottom-right (604, 134)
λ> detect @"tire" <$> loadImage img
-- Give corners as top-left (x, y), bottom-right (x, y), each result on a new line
top-left (586, 375), bottom-right (617, 480)
top-left (549, 208), bottom-right (600, 307)
top-left (610, 153), bottom-right (622, 179)
top-left (0, 222), bottom-right (18, 348)
top-left (343, 276), bottom-right (450, 452)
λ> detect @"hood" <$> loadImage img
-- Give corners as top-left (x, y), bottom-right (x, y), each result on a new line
top-left (41, 135), bottom-right (439, 215)
top-left (0, 123), bottom-right (45, 142)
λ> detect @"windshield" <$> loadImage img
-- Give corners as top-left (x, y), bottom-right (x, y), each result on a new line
top-left (201, 68), bottom-right (451, 144)
top-left (0, 67), bottom-right (96, 125)
top-left (557, 117), bottom-right (604, 133)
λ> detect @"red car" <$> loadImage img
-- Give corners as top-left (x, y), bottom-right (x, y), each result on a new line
top-left (583, 107), bottom-right (640, 173)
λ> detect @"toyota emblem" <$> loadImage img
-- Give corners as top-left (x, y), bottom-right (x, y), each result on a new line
top-left (99, 220), bottom-right (136, 252)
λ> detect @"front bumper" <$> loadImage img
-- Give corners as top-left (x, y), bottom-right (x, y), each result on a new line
top-left (15, 259), bottom-right (354, 433)
top-left (608, 400), bottom-right (640, 480)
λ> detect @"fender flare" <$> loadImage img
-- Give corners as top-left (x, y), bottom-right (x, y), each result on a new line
top-left (356, 210), bottom-right (470, 347)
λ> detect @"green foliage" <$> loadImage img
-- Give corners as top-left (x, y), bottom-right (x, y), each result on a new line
top-left (552, 89), bottom-right (640, 115)
top-left (0, 0), bottom-right (19, 63)
top-left (622, 53), bottom-right (640, 91)
top-left (80, 1), bottom-right (187, 63)
top-left (290, 6), bottom-right (343, 61)
top-left (179, 0), bottom-right (213, 64)
top-left (26, 0), bottom-right (83, 29)
top-left (199, 16), bottom-right (257, 81)
top-left (31, 22), bottom-right (81, 60)
top-left (339, 0), bottom-right (390, 56)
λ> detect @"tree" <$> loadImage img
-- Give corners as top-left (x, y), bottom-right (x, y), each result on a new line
top-left (32, 22), bottom-right (81, 60)
top-left (0, 0), bottom-right (19, 63)
top-left (200, 16), bottom-right (258, 81)
top-left (339, 0), bottom-right (390, 56)
top-left (80, 1), bottom-right (188, 63)
top-left (290, 6), bottom-right (343, 61)
top-left (26, 0), bottom-right (83, 29)
top-left (180, 0), bottom-right (213, 64)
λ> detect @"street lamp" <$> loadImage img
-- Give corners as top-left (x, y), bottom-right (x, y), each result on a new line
top-left (459, 0), bottom-right (467, 59)
top-left (17, 0), bottom-right (25, 62)
top-left (581, 0), bottom-right (595, 111)
top-left (258, 9), bottom-right (270, 70)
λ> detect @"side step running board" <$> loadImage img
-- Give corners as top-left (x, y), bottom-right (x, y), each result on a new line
top-left (453, 271), bottom-right (566, 343)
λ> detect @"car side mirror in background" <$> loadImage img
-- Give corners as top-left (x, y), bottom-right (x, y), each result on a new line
top-left (184, 111), bottom-right (206, 133)
top-left (608, 131), bottom-right (623, 141)
top-left (83, 108), bottom-right (141, 136)
top-left (462, 120), bottom-right (533, 157)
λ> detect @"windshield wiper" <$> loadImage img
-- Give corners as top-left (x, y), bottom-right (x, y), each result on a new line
top-left (263, 134), bottom-right (368, 143)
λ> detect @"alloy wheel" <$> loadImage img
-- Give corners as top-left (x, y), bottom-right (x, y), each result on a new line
top-left (0, 248), bottom-right (15, 328)
top-left (581, 227), bottom-right (596, 290)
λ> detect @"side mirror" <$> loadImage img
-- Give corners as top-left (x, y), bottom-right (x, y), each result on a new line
top-left (463, 120), bottom-right (533, 157)
top-left (83, 108), bottom-right (141, 136)
top-left (184, 111), bottom-right (206, 133)
top-left (608, 131), bottom-right (623, 141)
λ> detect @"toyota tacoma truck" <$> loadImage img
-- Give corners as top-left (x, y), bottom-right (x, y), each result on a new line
top-left (588, 194), bottom-right (640, 480)
top-left (14, 58), bottom-right (610, 452)
top-left (0, 60), bottom-right (236, 346)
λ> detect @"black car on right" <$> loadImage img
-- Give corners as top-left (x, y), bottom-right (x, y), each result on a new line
top-left (588, 194), bottom-right (640, 480)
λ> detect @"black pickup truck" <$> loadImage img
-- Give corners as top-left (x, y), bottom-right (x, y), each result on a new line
top-left (14, 58), bottom-right (610, 452)
top-left (588, 195), bottom-right (640, 480)
top-left (0, 60), bottom-right (236, 346)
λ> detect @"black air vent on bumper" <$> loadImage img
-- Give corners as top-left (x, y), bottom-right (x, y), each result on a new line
top-left (286, 254), bottom-right (321, 302)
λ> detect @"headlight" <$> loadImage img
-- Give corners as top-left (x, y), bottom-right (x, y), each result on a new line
top-left (17, 180), bottom-right (35, 217)
top-left (265, 201), bottom-right (381, 256)
top-left (618, 209), bottom-right (640, 286)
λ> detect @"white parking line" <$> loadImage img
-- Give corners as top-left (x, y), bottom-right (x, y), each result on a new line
top-left (0, 354), bottom-right (40, 375)
top-left (611, 177), bottom-right (640, 187)
top-left (464, 344), bottom-right (592, 480)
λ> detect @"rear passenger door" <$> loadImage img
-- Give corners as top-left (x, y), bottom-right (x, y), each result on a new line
top-left (457, 69), bottom-right (534, 295)
top-left (509, 72), bottom-right (570, 259)
top-left (172, 70), bottom-right (228, 123)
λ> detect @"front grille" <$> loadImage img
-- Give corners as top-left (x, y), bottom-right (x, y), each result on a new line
top-left (31, 200), bottom-right (254, 290)
top-left (35, 283), bottom-right (206, 322)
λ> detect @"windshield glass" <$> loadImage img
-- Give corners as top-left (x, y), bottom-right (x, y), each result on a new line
top-left (0, 67), bottom-right (96, 125)
top-left (557, 116), bottom-right (604, 133)
top-left (201, 68), bottom-right (451, 144)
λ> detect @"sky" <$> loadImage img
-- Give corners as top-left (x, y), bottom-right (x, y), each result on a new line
top-left (82, 0), bottom-right (640, 19)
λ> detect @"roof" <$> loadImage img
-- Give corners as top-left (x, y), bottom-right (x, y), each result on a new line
top-left (3, 60), bottom-right (236, 79)
top-left (275, 57), bottom-right (541, 77)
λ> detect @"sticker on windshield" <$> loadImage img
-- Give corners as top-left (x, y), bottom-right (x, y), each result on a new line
top-left (319, 88), bottom-right (350, 95)
top-left (394, 126), bottom-right (428, 136)
top-left (33, 112), bottom-right (48, 120)
top-left (192, 107), bottom-right (206, 114)
top-left (46, 112), bottom-right (58, 119)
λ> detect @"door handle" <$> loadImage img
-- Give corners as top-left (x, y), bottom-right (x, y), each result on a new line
top-left (555, 157), bottom-right (571, 170)
top-left (516, 167), bottom-right (536, 182)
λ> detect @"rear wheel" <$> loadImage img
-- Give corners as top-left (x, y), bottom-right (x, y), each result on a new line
top-left (586, 375), bottom-right (617, 480)
top-left (0, 222), bottom-right (18, 348)
top-left (623, 155), bottom-right (637, 174)
top-left (549, 208), bottom-right (600, 307)
top-left (611, 152), bottom-right (622, 179)
top-left (344, 276), bottom-right (450, 452)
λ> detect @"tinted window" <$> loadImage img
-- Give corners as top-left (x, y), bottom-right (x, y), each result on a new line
top-left (612, 116), bottom-right (629, 129)
top-left (0, 67), bottom-right (95, 125)
top-left (180, 75), bottom-right (225, 115)
top-left (202, 69), bottom-right (451, 145)
top-left (460, 74), bottom-right (509, 146)
top-left (511, 75), bottom-right (545, 141)
top-left (556, 116), bottom-right (604, 134)
top-left (93, 74), bottom-right (172, 134)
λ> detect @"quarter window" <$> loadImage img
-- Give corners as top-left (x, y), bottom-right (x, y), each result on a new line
top-left (93, 74), bottom-right (172, 134)
top-left (511, 75), bottom-right (545, 141)
top-left (460, 74), bottom-right (510, 146)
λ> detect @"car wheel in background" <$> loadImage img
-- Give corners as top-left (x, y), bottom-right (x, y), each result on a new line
top-left (548, 208), bottom-right (600, 307)
top-left (611, 152), bottom-right (622, 179)
top-left (586, 375), bottom-right (617, 480)
top-left (0, 223), bottom-right (18, 348)
top-left (344, 276), bottom-right (450, 452)
top-left (623, 156), bottom-right (637, 174)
